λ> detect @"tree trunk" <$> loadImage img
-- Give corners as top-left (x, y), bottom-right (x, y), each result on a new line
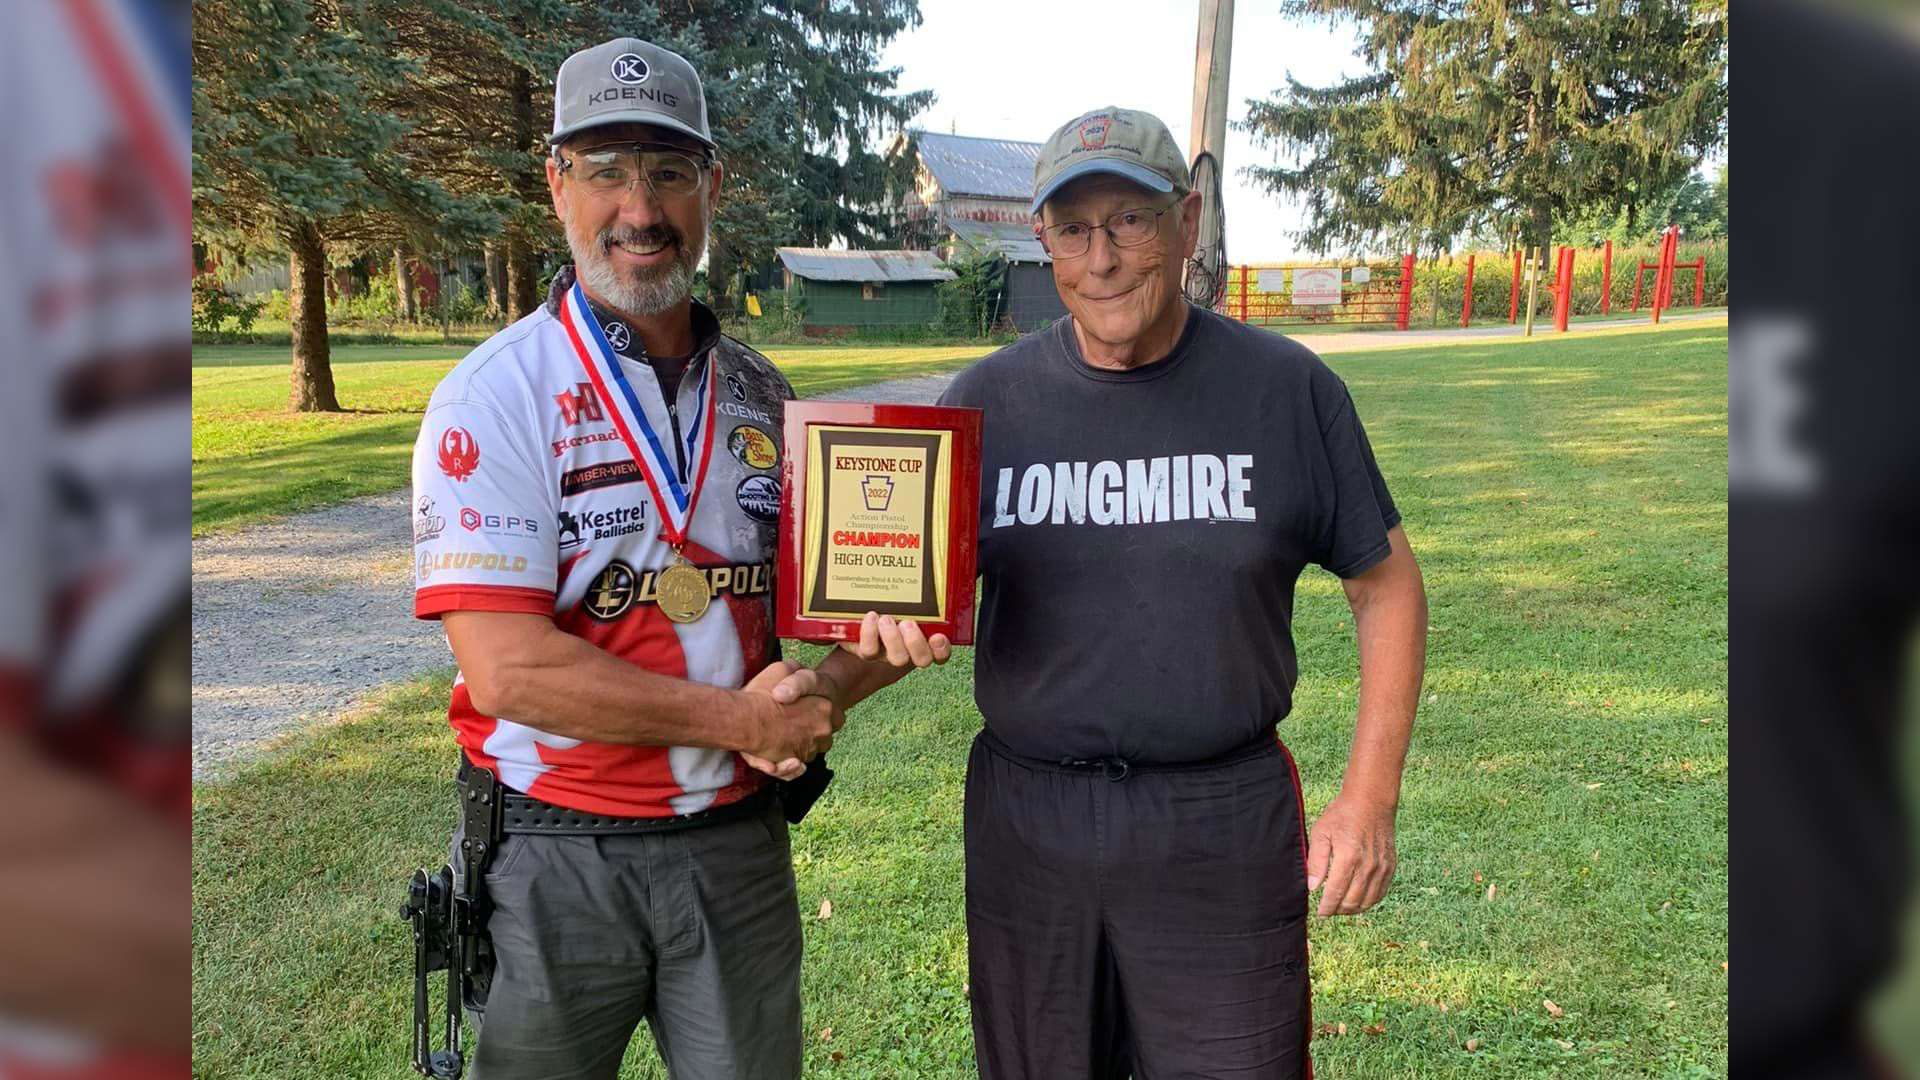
top-left (1531, 202), bottom-right (1554, 272)
top-left (507, 235), bottom-right (539, 319)
top-left (484, 241), bottom-right (507, 320)
top-left (707, 232), bottom-right (733, 317)
top-left (288, 222), bottom-right (340, 412)
top-left (506, 65), bottom-right (542, 319)
top-left (395, 246), bottom-right (417, 323)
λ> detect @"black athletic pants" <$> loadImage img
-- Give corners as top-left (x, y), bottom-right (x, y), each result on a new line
top-left (964, 729), bottom-right (1314, 1080)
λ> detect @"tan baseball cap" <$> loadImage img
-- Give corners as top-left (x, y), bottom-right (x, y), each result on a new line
top-left (550, 38), bottom-right (714, 149)
top-left (1030, 107), bottom-right (1190, 215)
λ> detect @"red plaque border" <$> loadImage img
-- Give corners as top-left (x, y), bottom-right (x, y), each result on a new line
top-left (777, 401), bottom-right (981, 645)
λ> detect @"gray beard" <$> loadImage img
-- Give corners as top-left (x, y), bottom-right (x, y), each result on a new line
top-left (570, 234), bottom-right (701, 318)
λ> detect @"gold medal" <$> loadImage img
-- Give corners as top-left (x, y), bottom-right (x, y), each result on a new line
top-left (654, 553), bottom-right (711, 624)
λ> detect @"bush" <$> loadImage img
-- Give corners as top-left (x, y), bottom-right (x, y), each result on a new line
top-left (191, 275), bottom-right (265, 334)
top-left (258, 288), bottom-right (290, 322)
top-left (937, 247), bottom-right (1004, 337)
top-left (333, 272), bottom-right (401, 324)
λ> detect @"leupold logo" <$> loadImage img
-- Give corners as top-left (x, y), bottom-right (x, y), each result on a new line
top-left (862, 474), bottom-right (894, 511)
top-left (610, 53), bottom-right (650, 85)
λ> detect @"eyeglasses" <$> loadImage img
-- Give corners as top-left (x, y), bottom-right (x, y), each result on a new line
top-left (1037, 205), bottom-right (1174, 259)
top-left (556, 143), bottom-right (710, 200)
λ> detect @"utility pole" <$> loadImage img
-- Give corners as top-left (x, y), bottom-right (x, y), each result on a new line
top-left (1184, 0), bottom-right (1233, 306)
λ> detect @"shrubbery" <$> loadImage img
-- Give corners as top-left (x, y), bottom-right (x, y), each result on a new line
top-left (191, 275), bottom-right (266, 334)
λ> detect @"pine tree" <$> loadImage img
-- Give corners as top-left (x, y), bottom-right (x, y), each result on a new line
top-left (651, 0), bottom-right (933, 314)
top-left (1242, 0), bottom-right (1726, 263)
top-left (193, 0), bottom-right (499, 411)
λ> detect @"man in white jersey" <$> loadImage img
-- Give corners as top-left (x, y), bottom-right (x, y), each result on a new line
top-left (410, 38), bottom-right (948, 1079)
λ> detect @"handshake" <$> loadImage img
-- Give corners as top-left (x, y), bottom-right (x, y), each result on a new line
top-left (737, 612), bottom-right (951, 781)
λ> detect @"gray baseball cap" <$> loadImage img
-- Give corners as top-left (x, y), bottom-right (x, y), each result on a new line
top-left (550, 38), bottom-right (714, 149)
top-left (1030, 107), bottom-right (1190, 215)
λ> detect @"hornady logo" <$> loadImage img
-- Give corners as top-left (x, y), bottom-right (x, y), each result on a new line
top-left (561, 459), bottom-right (642, 496)
top-left (437, 427), bottom-right (480, 481)
top-left (555, 382), bottom-right (605, 426)
top-left (417, 551), bottom-right (530, 580)
top-left (459, 508), bottom-right (540, 537)
top-left (553, 430), bottom-right (621, 457)
top-left (558, 504), bottom-right (647, 548)
top-left (992, 454), bottom-right (1256, 527)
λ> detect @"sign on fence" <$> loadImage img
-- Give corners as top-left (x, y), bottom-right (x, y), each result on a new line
top-left (1256, 268), bottom-right (1287, 293)
top-left (1350, 266), bottom-right (1370, 284)
top-left (1291, 268), bottom-right (1342, 306)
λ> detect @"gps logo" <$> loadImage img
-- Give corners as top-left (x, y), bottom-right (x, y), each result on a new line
top-left (611, 53), bottom-right (650, 85)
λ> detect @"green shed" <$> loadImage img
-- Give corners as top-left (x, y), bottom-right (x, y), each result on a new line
top-left (775, 247), bottom-right (956, 333)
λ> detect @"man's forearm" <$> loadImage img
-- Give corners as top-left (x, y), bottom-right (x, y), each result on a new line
top-left (1341, 539), bottom-right (1428, 806)
top-left (813, 644), bottom-right (912, 712)
top-left (470, 617), bottom-right (762, 749)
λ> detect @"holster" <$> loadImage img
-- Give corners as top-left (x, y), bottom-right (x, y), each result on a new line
top-left (776, 754), bottom-right (835, 823)
top-left (398, 763), bottom-right (502, 1078)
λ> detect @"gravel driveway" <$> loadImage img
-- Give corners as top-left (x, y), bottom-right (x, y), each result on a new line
top-left (190, 373), bottom-right (955, 779)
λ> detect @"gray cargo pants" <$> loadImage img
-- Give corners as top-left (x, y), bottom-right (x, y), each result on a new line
top-left (451, 798), bottom-right (803, 1079)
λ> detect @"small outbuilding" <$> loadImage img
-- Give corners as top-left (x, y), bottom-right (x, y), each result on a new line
top-left (775, 248), bottom-right (956, 333)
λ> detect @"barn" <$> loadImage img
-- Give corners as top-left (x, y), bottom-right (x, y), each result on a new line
top-left (889, 131), bottom-right (1067, 332)
top-left (774, 248), bottom-right (956, 334)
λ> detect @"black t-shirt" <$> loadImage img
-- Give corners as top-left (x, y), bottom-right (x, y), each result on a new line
top-left (937, 305), bottom-right (1400, 763)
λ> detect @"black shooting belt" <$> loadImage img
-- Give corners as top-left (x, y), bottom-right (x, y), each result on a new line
top-left (458, 756), bottom-right (775, 836)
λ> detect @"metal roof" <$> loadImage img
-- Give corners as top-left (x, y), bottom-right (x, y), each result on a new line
top-left (913, 131), bottom-right (1041, 201)
top-left (775, 247), bottom-right (957, 284)
top-left (947, 217), bottom-right (1051, 265)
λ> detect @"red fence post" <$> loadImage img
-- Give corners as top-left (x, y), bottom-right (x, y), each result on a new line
top-left (1396, 253), bottom-right (1415, 330)
top-left (1651, 230), bottom-right (1673, 324)
top-left (1553, 246), bottom-right (1573, 332)
top-left (1632, 263), bottom-right (1646, 312)
top-left (1461, 252), bottom-right (1476, 328)
top-left (1508, 247), bottom-right (1521, 324)
top-left (1238, 266), bottom-right (1249, 323)
top-left (1693, 256), bottom-right (1705, 308)
top-left (1601, 239), bottom-right (1613, 315)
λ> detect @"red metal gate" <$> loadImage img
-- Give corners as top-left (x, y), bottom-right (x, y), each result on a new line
top-left (1217, 255), bottom-right (1414, 329)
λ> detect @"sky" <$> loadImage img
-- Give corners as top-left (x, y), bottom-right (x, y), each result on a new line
top-left (879, 0), bottom-right (1369, 263)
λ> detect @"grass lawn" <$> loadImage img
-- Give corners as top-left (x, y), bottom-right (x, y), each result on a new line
top-left (191, 341), bottom-right (990, 535)
top-left (193, 324), bottom-right (1728, 1077)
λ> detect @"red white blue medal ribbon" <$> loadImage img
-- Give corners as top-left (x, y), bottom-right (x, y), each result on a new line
top-left (555, 282), bottom-right (718, 549)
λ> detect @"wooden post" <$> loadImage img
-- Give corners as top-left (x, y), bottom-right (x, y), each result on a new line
top-left (1460, 252), bottom-right (1476, 328)
top-left (1185, 0), bottom-right (1233, 305)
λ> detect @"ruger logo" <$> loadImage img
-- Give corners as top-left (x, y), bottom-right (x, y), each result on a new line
top-left (437, 427), bottom-right (480, 481)
top-left (555, 382), bottom-right (606, 426)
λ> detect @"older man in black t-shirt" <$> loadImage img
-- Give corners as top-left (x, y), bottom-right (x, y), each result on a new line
top-left (939, 108), bottom-right (1429, 1079)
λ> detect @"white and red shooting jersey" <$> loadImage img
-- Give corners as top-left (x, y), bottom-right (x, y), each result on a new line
top-left (411, 269), bottom-right (794, 818)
